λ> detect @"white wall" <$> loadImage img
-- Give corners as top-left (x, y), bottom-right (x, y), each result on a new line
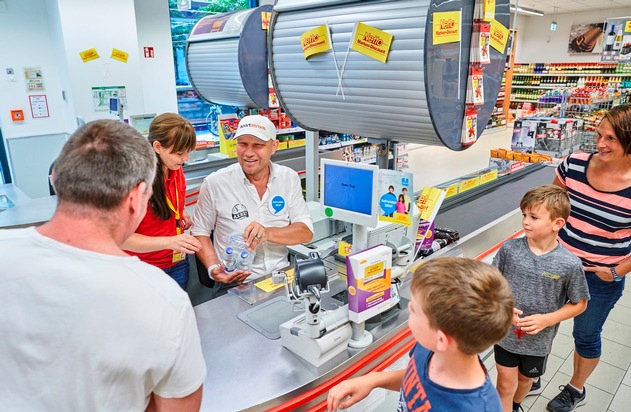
top-left (134, 0), bottom-right (178, 115)
top-left (0, 0), bottom-right (74, 138)
top-left (515, 7), bottom-right (631, 63)
top-left (0, 0), bottom-right (177, 195)
top-left (56, 0), bottom-right (177, 123)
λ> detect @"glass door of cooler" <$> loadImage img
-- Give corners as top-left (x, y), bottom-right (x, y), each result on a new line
top-left (0, 127), bottom-right (11, 184)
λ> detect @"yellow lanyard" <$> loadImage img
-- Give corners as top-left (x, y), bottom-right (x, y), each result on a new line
top-left (166, 179), bottom-right (185, 263)
top-left (165, 179), bottom-right (181, 235)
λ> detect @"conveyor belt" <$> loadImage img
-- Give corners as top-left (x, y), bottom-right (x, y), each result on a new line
top-left (435, 165), bottom-right (556, 238)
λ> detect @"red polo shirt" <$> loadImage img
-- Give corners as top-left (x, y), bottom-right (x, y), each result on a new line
top-left (126, 168), bottom-right (186, 269)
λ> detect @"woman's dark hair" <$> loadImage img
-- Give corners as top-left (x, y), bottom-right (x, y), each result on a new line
top-left (148, 113), bottom-right (197, 220)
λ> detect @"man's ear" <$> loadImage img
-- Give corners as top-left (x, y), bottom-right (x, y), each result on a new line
top-left (270, 139), bottom-right (280, 154)
top-left (129, 181), bottom-right (149, 218)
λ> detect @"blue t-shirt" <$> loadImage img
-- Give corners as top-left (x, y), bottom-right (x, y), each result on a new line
top-left (398, 343), bottom-right (502, 412)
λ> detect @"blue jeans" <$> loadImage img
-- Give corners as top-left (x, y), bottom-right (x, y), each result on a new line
top-left (163, 257), bottom-right (190, 290)
top-left (573, 272), bottom-right (625, 358)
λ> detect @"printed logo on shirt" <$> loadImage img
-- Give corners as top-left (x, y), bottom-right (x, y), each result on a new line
top-left (269, 195), bottom-right (286, 215)
top-left (232, 204), bottom-right (249, 220)
top-left (400, 356), bottom-right (431, 411)
top-left (541, 271), bottom-right (560, 280)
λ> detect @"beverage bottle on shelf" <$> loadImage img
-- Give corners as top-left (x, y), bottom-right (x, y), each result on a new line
top-left (605, 25), bottom-right (616, 52)
top-left (614, 26), bottom-right (623, 51)
top-left (223, 246), bottom-right (237, 273)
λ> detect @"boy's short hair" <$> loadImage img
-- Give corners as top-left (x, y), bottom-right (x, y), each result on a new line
top-left (411, 257), bottom-right (514, 355)
top-left (520, 184), bottom-right (570, 221)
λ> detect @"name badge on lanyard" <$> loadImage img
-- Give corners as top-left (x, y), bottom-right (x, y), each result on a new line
top-left (166, 180), bottom-right (185, 263)
top-left (269, 195), bottom-right (286, 215)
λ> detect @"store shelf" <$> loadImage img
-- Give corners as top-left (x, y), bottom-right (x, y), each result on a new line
top-left (483, 125), bottom-right (508, 134)
top-left (277, 127), bottom-right (305, 135)
top-left (512, 85), bottom-right (560, 89)
top-left (513, 73), bottom-right (631, 77)
top-left (318, 138), bottom-right (368, 151)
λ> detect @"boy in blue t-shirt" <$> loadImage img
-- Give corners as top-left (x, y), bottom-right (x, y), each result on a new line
top-left (327, 257), bottom-right (514, 412)
top-left (493, 185), bottom-right (589, 412)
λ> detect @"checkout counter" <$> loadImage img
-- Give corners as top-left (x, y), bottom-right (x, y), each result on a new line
top-left (0, 162), bottom-right (550, 411)
top-left (0, 183), bottom-right (57, 229)
top-left (193, 208), bottom-right (524, 411)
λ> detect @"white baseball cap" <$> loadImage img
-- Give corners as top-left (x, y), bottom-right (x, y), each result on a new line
top-left (232, 115), bottom-right (277, 142)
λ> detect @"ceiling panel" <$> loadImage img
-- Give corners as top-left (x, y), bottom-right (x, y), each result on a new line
top-left (512, 0), bottom-right (631, 16)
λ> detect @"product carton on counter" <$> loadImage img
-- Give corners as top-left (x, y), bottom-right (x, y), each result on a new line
top-left (346, 245), bottom-right (393, 323)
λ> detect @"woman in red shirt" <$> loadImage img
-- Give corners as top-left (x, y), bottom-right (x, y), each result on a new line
top-left (123, 113), bottom-right (201, 289)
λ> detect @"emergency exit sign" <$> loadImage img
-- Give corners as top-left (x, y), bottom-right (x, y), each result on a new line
top-left (143, 47), bottom-right (154, 58)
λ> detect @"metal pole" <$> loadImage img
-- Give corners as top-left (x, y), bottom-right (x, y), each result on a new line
top-left (305, 130), bottom-right (319, 202)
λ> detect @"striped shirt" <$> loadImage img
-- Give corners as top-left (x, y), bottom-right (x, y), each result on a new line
top-left (556, 152), bottom-right (631, 267)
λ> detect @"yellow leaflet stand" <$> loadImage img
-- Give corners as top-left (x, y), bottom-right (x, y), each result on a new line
top-left (255, 268), bottom-right (294, 293)
top-left (218, 114), bottom-right (239, 158)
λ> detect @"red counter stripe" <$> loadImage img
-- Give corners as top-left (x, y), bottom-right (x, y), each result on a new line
top-left (266, 328), bottom-right (413, 412)
top-left (474, 228), bottom-right (524, 261)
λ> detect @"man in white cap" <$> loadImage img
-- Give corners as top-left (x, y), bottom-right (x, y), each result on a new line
top-left (191, 115), bottom-right (313, 295)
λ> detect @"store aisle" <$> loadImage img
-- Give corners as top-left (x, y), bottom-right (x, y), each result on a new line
top-left (407, 127), bottom-right (631, 411)
top-left (483, 286), bottom-right (631, 412)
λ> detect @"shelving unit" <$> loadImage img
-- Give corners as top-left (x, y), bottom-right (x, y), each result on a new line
top-left (508, 62), bottom-right (631, 117)
top-left (486, 29), bottom-right (516, 132)
top-left (394, 143), bottom-right (409, 171)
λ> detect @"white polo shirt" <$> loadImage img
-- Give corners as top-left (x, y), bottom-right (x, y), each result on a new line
top-left (191, 162), bottom-right (313, 279)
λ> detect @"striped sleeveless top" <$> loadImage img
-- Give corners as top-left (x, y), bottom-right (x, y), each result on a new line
top-left (556, 152), bottom-right (631, 267)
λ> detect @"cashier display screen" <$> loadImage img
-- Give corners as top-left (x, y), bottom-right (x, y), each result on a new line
top-left (323, 164), bottom-right (374, 215)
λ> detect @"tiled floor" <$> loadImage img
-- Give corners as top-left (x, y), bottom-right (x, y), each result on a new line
top-left (483, 286), bottom-right (631, 412)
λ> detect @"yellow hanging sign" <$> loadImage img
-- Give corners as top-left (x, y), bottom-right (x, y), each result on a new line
top-left (433, 11), bottom-right (461, 45)
top-left (483, 0), bottom-right (496, 22)
top-left (111, 48), bottom-right (129, 63)
top-left (79, 48), bottom-right (100, 63)
top-left (350, 22), bottom-right (394, 63)
top-left (625, 20), bottom-right (631, 32)
top-left (261, 12), bottom-right (270, 30)
top-left (300, 25), bottom-right (332, 59)
top-left (489, 19), bottom-right (509, 54)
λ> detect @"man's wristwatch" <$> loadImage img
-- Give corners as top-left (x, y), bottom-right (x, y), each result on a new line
top-left (208, 263), bottom-right (222, 277)
top-left (611, 266), bottom-right (623, 282)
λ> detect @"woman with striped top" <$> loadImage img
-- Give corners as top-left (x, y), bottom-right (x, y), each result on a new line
top-left (548, 104), bottom-right (631, 412)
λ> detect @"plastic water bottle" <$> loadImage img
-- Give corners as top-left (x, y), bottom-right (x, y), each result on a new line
top-left (223, 232), bottom-right (255, 272)
top-left (237, 250), bottom-right (251, 271)
top-left (223, 246), bottom-right (237, 273)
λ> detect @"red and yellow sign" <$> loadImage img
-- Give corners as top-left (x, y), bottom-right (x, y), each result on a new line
top-left (483, 0), bottom-right (496, 22)
top-left (300, 25), bottom-right (332, 59)
top-left (111, 48), bottom-right (129, 63)
top-left (433, 11), bottom-right (461, 45)
top-left (479, 169), bottom-right (498, 184)
top-left (625, 20), bottom-right (631, 32)
top-left (338, 240), bottom-right (353, 257)
top-left (459, 176), bottom-right (480, 193)
top-left (490, 19), bottom-right (509, 53)
top-left (261, 12), bottom-right (270, 30)
top-left (79, 48), bottom-right (100, 63)
top-left (350, 22), bottom-right (394, 63)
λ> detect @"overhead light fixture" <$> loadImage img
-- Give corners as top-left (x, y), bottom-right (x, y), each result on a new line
top-left (509, 5), bottom-right (544, 17)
